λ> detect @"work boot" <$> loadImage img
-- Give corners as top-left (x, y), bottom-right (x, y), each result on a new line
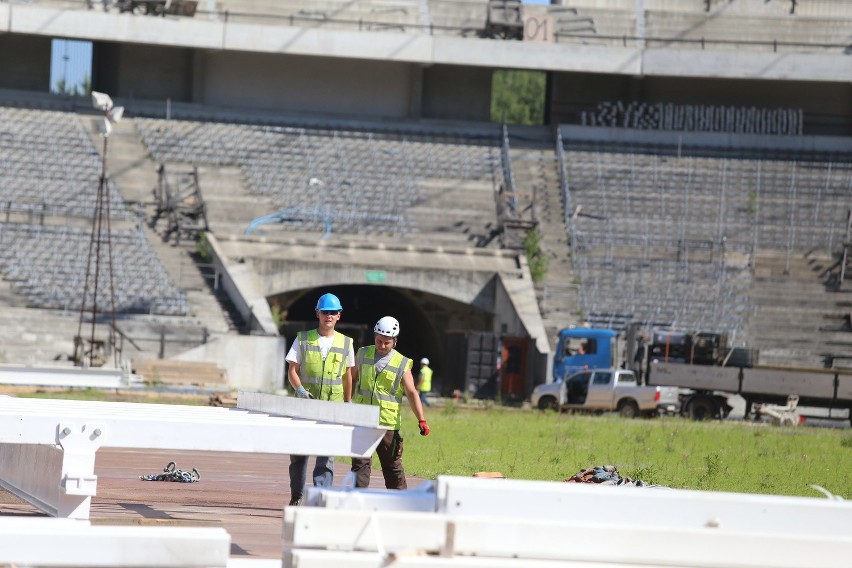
top-left (288, 495), bottom-right (302, 507)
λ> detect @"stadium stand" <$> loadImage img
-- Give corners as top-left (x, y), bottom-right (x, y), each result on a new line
top-left (559, 132), bottom-right (852, 345)
top-left (0, 223), bottom-right (187, 315)
top-left (0, 104), bottom-right (187, 319)
top-left (0, 106), bottom-right (130, 219)
top-left (135, 117), bottom-right (502, 242)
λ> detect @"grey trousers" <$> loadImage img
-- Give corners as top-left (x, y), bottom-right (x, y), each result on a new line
top-left (289, 454), bottom-right (334, 499)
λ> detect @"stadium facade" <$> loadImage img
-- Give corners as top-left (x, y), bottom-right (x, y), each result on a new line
top-left (0, 0), bottom-right (850, 399)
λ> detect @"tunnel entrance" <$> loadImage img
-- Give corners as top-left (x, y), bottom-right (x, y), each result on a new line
top-left (271, 284), bottom-right (494, 398)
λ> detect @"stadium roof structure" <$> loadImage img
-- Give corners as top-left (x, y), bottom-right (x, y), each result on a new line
top-left (1, 1), bottom-right (850, 83)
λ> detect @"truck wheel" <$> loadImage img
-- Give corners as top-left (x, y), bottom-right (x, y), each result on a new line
top-left (686, 397), bottom-right (717, 421)
top-left (538, 396), bottom-right (558, 411)
top-left (617, 399), bottom-right (640, 419)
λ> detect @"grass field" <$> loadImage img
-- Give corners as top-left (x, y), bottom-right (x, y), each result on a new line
top-left (7, 388), bottom-right (851, 498)
top-left (399, 404), bottom-right (852, 498)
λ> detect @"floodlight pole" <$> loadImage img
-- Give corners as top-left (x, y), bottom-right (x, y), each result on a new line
top-left (76, 94), bottom-right (120, 368)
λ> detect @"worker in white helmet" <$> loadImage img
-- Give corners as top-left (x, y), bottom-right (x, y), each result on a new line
top-left (350, 316), bottom-right (430, 489)
top-left (285, 292), bottom-right (354, 506)
top-left (416, 357), bottom-right (432, 408)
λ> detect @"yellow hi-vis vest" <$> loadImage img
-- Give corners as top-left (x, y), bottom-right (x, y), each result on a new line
top-left (353, 346), bottom-right (412, 429)
top-left (297, 329), bottom-right (352, 402)
top-left (418, 366), bottom-right (432, 393)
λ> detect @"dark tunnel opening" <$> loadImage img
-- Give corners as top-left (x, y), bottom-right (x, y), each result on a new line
top-left (272, 284), bottom-right (494, 397)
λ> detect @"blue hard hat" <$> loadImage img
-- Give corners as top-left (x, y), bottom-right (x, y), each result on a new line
top-left (315, 293), bottom-right (343, 311)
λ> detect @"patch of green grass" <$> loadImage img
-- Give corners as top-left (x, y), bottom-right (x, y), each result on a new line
top-left (400, 409), bottom-right (852, 498)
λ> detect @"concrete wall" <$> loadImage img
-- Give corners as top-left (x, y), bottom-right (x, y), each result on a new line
top-left (422, 64), bottom-right (493, 121)
top-left (0, 35), bottom-right (51, 92)
top-left (210, 237), bottom-right (551, 383)
top-left (3, 4), bottom-right (851, 126)
top-left (174, 335), bottom-right (287, 392)
top-left (93, 43), bottom-right (195, 102)
top-left (197, 51), bottom-right (420, 117)
top-left (550, 72), bottom-right (852, 135)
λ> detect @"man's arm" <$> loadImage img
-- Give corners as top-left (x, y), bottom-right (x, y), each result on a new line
top-left (343, 367), bottom-right (353, 402)
top-left (350, 364), bottom-right (360, 400)
top-left (287, 362), bottom-right (303, 390)
top-left (402, 368), bottom-right (425, 422)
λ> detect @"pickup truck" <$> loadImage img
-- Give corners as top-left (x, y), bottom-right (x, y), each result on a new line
top-left (531, 368), bottom-right (680, 418)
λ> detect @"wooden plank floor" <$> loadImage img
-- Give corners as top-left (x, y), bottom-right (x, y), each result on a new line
top-left (0, 448), bottom-right (425, 561)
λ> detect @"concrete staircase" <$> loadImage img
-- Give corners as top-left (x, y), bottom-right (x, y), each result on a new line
top-left (82, 117), bottom-right (242, 343)
top-left (508, 137), bottom-right (579, 350)
top-left (747, 249), bottom-right (852, 368)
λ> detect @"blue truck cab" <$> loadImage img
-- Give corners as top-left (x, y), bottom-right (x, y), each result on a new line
top-left (553, 328), bottom-right (618, 381)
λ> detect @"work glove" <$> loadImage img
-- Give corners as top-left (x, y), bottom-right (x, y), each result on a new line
top-left (295, 386), bottom-right (314, 399)
top-left (418, 420), bottom-right (430, 436)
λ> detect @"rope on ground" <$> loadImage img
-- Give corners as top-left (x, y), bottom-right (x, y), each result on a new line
top-left (139, 461), bottom-right (200, 483)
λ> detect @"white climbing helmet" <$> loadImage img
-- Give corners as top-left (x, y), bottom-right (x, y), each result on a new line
top-left (374, 316), bottom-right (400, 338)
top-left (420, 357), bottom-right (430, 365)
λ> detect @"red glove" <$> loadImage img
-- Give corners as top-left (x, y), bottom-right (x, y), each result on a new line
top-left (418, 420), bottom-right (430, 436)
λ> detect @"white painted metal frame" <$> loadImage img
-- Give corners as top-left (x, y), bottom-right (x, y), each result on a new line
top-left (0, 392), bottom-right (383, 519)
top-left (0, 518), bottom-right (230, 567)
top-left (284, 506), bottom-right (852, 567)
top-left (305, 474), bottom-right (436, 512)
top-left (0, 363), bottom-right (132, 389)
top-left (433, 476), bottom-right (852, 535)
top-left (283, 475), bottom-right (852, 568)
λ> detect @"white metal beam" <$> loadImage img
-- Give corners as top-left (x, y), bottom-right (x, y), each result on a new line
top-left (435, 475), bottom-right (852, 537)
top-left (0, 396), bottom-right (383, 456)
top-left (284, 506), bottom-right (852, 568)
top-left (0, 518), bottom-right (230, 567)
top-left (305, 479), bottom-right (436, 511)
top-left (285, 549), bottom-right (611, 568)
top-left (0, 364), bottom-right (130, 389)
top-left (0, 394), bottom-right (384, 519)
top-left (238, 390), bottom-right (380, 428)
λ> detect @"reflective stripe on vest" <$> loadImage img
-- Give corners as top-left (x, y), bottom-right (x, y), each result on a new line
top-left (357, 349), bottom-right (408, 404)
top-left (298, 330), bottom-right (351, 390)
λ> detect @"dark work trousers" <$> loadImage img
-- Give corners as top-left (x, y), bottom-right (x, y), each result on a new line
top-left (351, 429), bottom-right (406, 489)
top-left (289, 454), bottom-right (334, 499)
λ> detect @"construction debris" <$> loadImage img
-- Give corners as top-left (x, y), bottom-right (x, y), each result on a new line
top-left (565, 465), bottom-right (664, 487)
top-left (140, 462), bottom-right (200, 483)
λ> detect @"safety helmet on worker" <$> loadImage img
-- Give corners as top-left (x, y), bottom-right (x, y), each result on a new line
top-left (374, 316), bottom-right (400, 338)
top-left (315, 293), bottom-right (343, 312)
top-left (420, 357), bottom-right (430, 365)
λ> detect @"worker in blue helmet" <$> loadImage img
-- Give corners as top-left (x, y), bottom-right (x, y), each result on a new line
top-left (285, 292), bottom-right (355, 506)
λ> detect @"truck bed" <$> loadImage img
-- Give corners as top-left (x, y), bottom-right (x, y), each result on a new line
top-left (647, 362), bottom-right (852, 409)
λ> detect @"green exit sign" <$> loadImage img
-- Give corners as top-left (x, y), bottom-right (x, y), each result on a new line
top-left (366, 270), bottom-right (386, 283)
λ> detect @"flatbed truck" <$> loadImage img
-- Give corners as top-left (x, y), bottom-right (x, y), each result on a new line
top-left (552, 326), bottom-right (852, 425)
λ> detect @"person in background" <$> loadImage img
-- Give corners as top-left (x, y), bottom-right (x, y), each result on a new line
top-left (416, 357), bottom-right (433, 408)
top-left (285, 292), bottom-right (354, 506)
top-left (351, 316), bottom-right (429, 489)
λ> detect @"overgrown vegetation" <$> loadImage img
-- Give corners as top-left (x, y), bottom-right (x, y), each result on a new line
top-left (400, 409), bottom-right (852, 498)
top-left (491, 70), bottom-right (546, 125)
top-left (196, 233), bottom-right (212, 263)
top-left (53, 75), bottom-right (91, 97)
top-left (523, 226), bottom-right (549, 283)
